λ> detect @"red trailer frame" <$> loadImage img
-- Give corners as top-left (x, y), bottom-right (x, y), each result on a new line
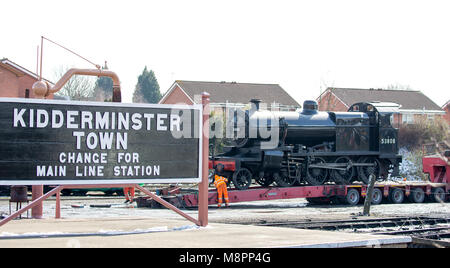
top-left (138, 155), bottom-right (449, 208)
top-left (136, 180), bottom-right (448, 209)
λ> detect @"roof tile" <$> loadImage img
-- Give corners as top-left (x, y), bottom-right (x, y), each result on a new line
top-left (323, 87), bottom-right (442, 111)
top-left (175, 80), bottom-right (300, 107)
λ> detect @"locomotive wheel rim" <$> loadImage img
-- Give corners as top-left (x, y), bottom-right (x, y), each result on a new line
top-left (255, 176), bottom-right (274, 187)
top-left (234, 137), bottom-right (249, 148)
top-left (274, 172), bottom-right (296, 187)
top-left (232, 168), bottom-right (252, 190)
top-left (306, 157), bottom-right (328, 186)
top-left (332, 156), bottom-right (354, 185)
top-left (357, 157), bottom-right (380, 184)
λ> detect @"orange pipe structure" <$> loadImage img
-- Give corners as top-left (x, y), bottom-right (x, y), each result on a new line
top-left (33, 68), bottom-right (122, 102)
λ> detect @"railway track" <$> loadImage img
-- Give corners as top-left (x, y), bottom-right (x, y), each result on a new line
top-left (254, 216), bottom-right (450, 248)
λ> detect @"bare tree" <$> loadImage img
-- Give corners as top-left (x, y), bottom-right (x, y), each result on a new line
top-left (386, 83), bottom-right (413, 90)
top-left (318, 74), bottom-right (337, 111)
top-left (53, 65), bottom-right (96, 101)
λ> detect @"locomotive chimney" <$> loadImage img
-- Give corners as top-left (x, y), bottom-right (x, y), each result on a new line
top-left (250, 99), bottom-right (261, 111)
top-left (301, 100), bottom-right (319, 115)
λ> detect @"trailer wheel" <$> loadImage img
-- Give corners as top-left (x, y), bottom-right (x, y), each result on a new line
top-left (430, 187), bottom-right (446, 203)
top-left (388, 188), bottom-right (404, 204)
top-left (408, 188), bottom-right (425, 203)
top-left (232, 168), bottom-right (253, 190)
top-left (343, 188), bottom-right (360, 206)
top-left (370, 188), bottom-right (383, 205)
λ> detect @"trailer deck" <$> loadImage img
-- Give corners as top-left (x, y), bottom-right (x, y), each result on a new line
top-left (136, 180), bottom-right (449, 209)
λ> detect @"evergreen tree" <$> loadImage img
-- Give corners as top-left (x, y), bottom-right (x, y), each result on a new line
top-left (92, 62), bottom-right (113, 102)
top-left (133, 67), bottom-right (162, 103)
top-left (93, 76), bottom-right (113, 102)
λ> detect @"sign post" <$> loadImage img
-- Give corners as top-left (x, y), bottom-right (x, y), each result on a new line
top-left (31, 185), bottom-right (43, 219)
top-left (198, 92), bottom-right (210, 227)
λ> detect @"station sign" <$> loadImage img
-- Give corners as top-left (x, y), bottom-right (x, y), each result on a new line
top-left (0, 98), bottom-right (202, 185)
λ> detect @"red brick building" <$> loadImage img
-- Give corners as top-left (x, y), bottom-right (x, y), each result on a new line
top-left (317, 87), bottom-right (445, 125)
top-left (0, 58), bottom-right (54, 99)
top-left (443, 100), bottom-right (450, 125)
top-left (160, 80), bottom-right (300, 114)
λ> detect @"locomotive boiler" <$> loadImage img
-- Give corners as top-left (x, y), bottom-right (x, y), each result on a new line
top-left (213, 99), bottom-right (402, 190)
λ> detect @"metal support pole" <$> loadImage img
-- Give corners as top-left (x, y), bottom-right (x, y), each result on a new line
top-left (135, 185), bottom-right (200, 225)
top-left (31, 185), bottom-right (43, 219)
top-left (0, 186), bottom-right (64, 227)
top-left (198, 92), bottom-right (210, 227)
top-left (55, 189), bottom-right (61, 219)
top-left (363, 174), bottom-right (376, 216)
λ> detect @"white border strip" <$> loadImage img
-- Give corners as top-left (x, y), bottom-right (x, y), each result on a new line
top-left (0, 97), bottom-right (202, 111)
top-left (0, 179), bottom-right (202, 186)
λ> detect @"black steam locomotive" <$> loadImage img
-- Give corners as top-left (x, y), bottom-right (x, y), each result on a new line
top-left (212, 99), bottom-right (402, 190)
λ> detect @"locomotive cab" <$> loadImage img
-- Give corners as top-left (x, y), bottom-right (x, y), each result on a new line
top-left (348, 102), bottom-right (400, 155)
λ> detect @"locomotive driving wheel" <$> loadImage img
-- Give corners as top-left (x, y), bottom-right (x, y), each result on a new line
top-left (306, 157), bottom-right (329, 186)
top-left (357, 157), bottom-right (380, 184)
top-left (273, 172), bottom-right (297, 187)
top-left (232, 168), bottom-right (253, 190)
top-left (331, 156), bottom-right (355, 185)
top-left (255, 173), bottom-right (274, 187)
top-left (223, 137), bottom-right (250, 148)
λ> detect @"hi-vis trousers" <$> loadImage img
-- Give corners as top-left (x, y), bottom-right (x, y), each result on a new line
top-left (216, 183), bottom-right (229, 207)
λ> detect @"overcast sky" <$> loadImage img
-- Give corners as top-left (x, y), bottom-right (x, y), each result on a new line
top-left (1, 0), bottom-right (449, 106)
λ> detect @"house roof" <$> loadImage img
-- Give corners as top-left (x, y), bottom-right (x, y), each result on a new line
top-left (320, 87), bottom-right (443, 111)
top-left (443, 100), bottom-right (450, 109)
top-left (0, 58), bottom-right (54, 85)
top-left (162, 80), bottom-right (300, 107)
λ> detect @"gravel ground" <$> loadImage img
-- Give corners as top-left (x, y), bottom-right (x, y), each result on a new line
top-left (1, 193), bottom-right (449, 224)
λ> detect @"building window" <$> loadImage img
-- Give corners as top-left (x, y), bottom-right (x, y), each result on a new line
top-left (427, 114), bottom-right (435, 121)
top-left (402, 114), bottom-right (414, 124)
top-left (25, 89), bottom-right (30, 98)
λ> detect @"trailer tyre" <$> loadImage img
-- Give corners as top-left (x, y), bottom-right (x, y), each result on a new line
top-left (431, 187), bottom-right (446, 203)
top-left (344, 188), bottom-right (360, 206)
top-left (388, 188), bottom-right (404, 204)
top-left (370, 188), bottom-right (383, 205)
top-left (408, 188), bottom-right (425, 203)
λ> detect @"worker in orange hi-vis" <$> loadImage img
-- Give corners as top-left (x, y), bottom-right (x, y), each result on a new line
top-left (214, 164), bottom-right (229, 208)
top-left (123, 187), bottom-right (135, 204)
